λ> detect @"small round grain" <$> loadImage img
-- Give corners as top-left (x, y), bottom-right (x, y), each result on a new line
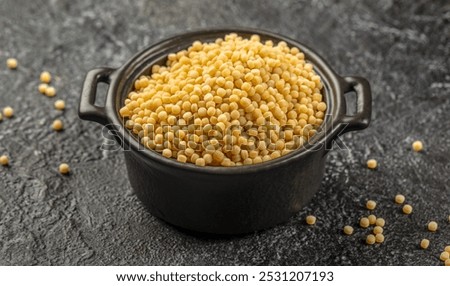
top-left (445, 259), bottom-right (450, 266)
top-left (39, 83), bottom-right (48, 94)
top-left (368, 214), bottom-right (377, 225)
top-left (373, 226), bottom-right (383, 235)
top-left (6, 58), bottom-right (18, 69)
top-left (395, 194), bottom-right (405, 204)
top-left (412, 140), bottom-right (423, 152)
top-left (40, 71), bottom-right (52, 83)
top-left (0, 155), bottom-right (9, 166)
top-left (306, 215), bottom-right (316, 225)
top-left (367, 159), bottom-right (377, 169)
top-left (440, 251), bottom-right (450, 261)
top-left (366, 234), bottom-right (376, 245)
top-left (359, 217), bottom-right (370, 228)
top-left (420, 239), bottom-right (430, 249)
top-left (376, 218), bottom-right (385, 227)
top-left (343, 225), bottom-right (354, 235)
top-left (366, 200), bottom-right (377, 210)
top-left (402, 204), bottom-right (413, 214)
top-left (52, 119), bottom-right (64, 131)
top-left (3, 106), bottom-right (14, 118)
top-left (59, 163), bottom-right (70, 175)
top-left (375, 233), bottom-right (385, 243)
top-left (427, 221), bottom-right (438, 232)
top-left (45, 86), bottom-right (56, 97)
top-left (54, 100), bottom-right (65, 110)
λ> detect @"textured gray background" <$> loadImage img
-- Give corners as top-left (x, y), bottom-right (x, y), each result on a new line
top-left (0, 0), bottom-right (449, 265)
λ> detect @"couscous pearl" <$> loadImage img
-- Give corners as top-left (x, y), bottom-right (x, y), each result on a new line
top-left (59, 163), bottom-right (70, 175)
top-left (38, 83), bottom-right (48, 94)
top-left (395, 194), bottom-right (405, 204)
top-left (420, 239), bottom-right (430, 249)
top-left (366, 234), bottom-right (376, 245)
top-left (368, 214), bottom-right (377, 225)
top-left (52, 119), bottom-right (64, 131)
top-left (6, 58), bottom-right (18, 69)
top-left (162, 149), bottom-right (172, 158)
top-left (3, 106), bottom-right (14, 118)
top-left (445, 259), bottom-right (450, 266)
top-left (40, 71), bottom-right (52, 83)
top-left (412, 140), bottom-right (423, 152)
top-left (54, 100), bottom-right (65, 110)
top-left (427, 221), bottom-right (438, 232)
top-left (373, 226), bottom-right (383, 235)
top-left (376, 218), bottom-right (385, 227)
top-left (360, 217), bottom-right (370, 228)
top-left (306, 215), bottom-right (316, 225)
top-left (366, 200), bottom-right (377, 210)
top-left (45, 86), bottom-right (56, 97)
top-left (367, 159), bottom-right (377, 169)
top-left (343, 225), bottom-right (354, 235)
top-left (445, 246), bottom-right (450, 253)
top-left (440, 252), bottom-right (450, 261)
top-left (375, 233), bottom-right (385, 243)
top-left (0, 155), bottom-right (9, 166)
top-left (402, 204), bottom-right (413, 214)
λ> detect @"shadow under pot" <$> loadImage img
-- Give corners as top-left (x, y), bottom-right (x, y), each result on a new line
top-left (79, 28), bottom-right (371, 234)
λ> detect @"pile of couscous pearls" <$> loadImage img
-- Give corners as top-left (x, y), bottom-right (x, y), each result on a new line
top-left (2, 59), bottom-right (68, 174)
top-left (120, 33), bottom-right (327, 166)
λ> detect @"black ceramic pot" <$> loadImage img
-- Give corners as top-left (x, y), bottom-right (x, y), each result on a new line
top-left (79, 28), bottom-right (371, 234)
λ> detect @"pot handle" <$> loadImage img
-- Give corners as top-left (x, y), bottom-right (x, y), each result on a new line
top-left (339, 76), bottom-right (372, 132)
top-left (78, 67), bottom-right (115, 125)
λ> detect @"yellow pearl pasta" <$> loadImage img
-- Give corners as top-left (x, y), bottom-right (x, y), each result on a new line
top-left (40, 71), bottom-right (52, 83)
top-left (306, 215), bottom-right (316, 225)
top-left (52, 119), bottom-right (64, 131)
top-left (54, 100), bottom-right (65, 110)
top-left (395, 194), bottom-right (405, 204)
top-left (368, 214), bottom-right (377, 225)
top-left (359, 217), bottom-right (370, 228)
top-left (366, 234), bottom-right (376, 245)
top-left (367, 159), bottom-right (377, 169)
top-left (412, 140), bottom-right (423, 152)
top-left (440, 251), bottom-right (450, 261)
top-left (402, 204), bottom-right (413, 214)
top-left (0, 155), bottom-right (9, 166)
top-left (427, 221), bottom-right (438, 232)
top-left (445, 246), bottom-right (450, 253)
top-left (3, 106), bottom-right (14, 118)
top-left (45, 86), bottom-right (56, 97)
top-left (366, 200), bottom-right (377, 210)
top-left (343, 225), bottom-right (354, 235)
top-left (375, 233), bottom-right (385, 243)
top-left (420, 239), bottom-right (430, 249)
top-left (375, 218), bottom-right (385, 227)
top-left (445, 259), bottom-right (450, 266)
top-left (6, 58), bottom-right (18, 69)
top-left (59, 163), bottom-right (70, 175)
top-left (373, 226), bottom-right (383, 235)
top-left (39, 83), bottom-right (48, 94)
top-left (119, 33), bottom-right (326, 166)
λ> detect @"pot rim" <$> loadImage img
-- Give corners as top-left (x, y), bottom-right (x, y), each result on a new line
top-left (81, 27), bottom-right (371, 175)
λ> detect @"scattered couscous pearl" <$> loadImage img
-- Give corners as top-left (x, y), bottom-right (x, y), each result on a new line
top-left (6, 58), bottom-right (18, 69)
top-left (420, 239), bottom-right (430, 249)
top-left (343, 225), bottom-right (354, 235)
top-left (359, 217), bottom-right (370, 228)
top-left (440, 251), bottom-right (450, 261)
top-left (52, 119), bottom-right (64, 131)
top-left (45, 86), bottom-right (56, 97)
top-left (54, 100), bottom-right (65, 110)
top-left (412, 140), bottom-right (423, 152)
top-left (376, 218), bottom-right (385, 227)
top-left (427, 221), bottom-right (438, 232)
top-left (373, 226), bottom-right (384, 235)
top-left (3, 106), bottom-right (14, 118)
top-left (402, 204), bottom-right (413, 214)
top-left (367, 159), bottom-right (377, 169)
top-left (366, 200), bottom-right (377, 210)
top-left (0, 155), bottom-right (9, 166)
top-left (306, 215), bottom-right (316, 225)
top-left (375, 233), bottom-right (385, 243)
top-left (38, 83), bottom-right (48, 94)
top-left (366, 234), bottom-right (376, 245)
top-left (445, 246), bottom-right (450, 253)
top-left (368, 214), bottom-right (377, 225)
top-left (120, 34), bottom-right (326, 166)
top-left (40, 71), bottom-right (52, 83)
top-left (58, 163), bottom-right (70, 175)
top-left (446, 259), bottom-right (450, 266)
top-left (395, 194), bottom-right (405, 204)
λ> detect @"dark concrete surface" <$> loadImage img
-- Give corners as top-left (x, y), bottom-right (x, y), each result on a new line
top-left (0, 0), bottom-right (449, 265)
